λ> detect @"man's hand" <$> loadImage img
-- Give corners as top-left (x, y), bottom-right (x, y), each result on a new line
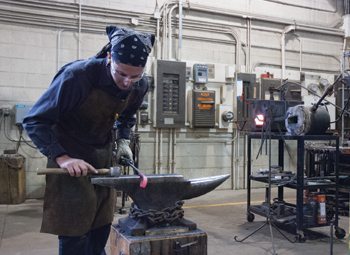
top-left (116, 139), bottom-right (133, 165)
top-left (55, 155), bottom-right (97, 177)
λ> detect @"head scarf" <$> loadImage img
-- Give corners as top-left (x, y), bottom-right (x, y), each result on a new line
top-left (106, 26), bottom-right (155, 67)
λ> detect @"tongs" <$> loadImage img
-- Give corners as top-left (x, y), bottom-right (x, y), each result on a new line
top-left (120, 156), bottom-right (148, 188)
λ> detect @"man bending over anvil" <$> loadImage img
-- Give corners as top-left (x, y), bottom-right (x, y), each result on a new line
top-left (23, 26), bottom-right (155, 255)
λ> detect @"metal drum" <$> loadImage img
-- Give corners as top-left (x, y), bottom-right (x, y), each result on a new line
top-left (285, 105), bottom-right (330, 135)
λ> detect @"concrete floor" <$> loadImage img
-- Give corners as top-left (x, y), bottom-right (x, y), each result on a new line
top-left (0, 188), bottom-right (348, 255)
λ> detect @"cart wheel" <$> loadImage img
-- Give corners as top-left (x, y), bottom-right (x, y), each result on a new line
top-left (335, 227), bottom-right (346, 239)
top-left (296, 234), bottom-right (306, 243)
top-left (297, 235), bottom-right (306, 243)
top-left (247, 213), bottom-right (255, 222)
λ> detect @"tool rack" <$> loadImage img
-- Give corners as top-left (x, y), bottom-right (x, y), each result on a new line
top-left (246, 133), bottom-right (346, 241)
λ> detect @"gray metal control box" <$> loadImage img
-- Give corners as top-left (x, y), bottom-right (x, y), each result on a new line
top-left (193, 64), bottom-right (208, 84)
top-left (155, 60), bottom-right (186, 128)
top-left (191, 89), bottom-right (216, 128)
top-left (236, 73), bottom-right (256, 130)
top-left (13, 104), bottom-right (32, 125)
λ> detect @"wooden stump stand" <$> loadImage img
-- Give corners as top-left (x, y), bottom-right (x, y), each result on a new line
top-left (110, 224), bottom-right (207, 255)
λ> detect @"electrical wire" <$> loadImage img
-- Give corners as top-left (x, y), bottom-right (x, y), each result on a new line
top-left (2, 116), bottom-right (35, 145)
top-left (17, 125), bottom-right (37, 149)
top-left (2, 116), bottom-right (17, 143)
top-left (330, 93), bottom-right (350, 123)
top-left (0, 113), bottom-right (3, 130)
top-left (256, 107), bottom-right (274, 159)
top-left (255, 103), bottom-right (293, 162)
top-left (0, 114), bottom-right (39, 159)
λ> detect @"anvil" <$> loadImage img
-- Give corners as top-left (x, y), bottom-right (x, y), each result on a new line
top-left (91, 174), bottom-right (229, 235)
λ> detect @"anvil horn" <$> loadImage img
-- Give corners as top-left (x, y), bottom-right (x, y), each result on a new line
top-left (181, 174), bottom-right (230, 200)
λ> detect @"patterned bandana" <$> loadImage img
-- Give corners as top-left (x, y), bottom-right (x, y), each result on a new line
top-left (106, 26), bottom-right (155, 67)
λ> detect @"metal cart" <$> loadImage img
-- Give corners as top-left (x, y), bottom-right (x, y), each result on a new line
top-left (246, 133), bottom-right (346, 242)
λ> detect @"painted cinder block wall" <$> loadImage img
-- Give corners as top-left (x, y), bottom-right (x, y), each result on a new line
top-left (0, 0), bottom-right (344, 197)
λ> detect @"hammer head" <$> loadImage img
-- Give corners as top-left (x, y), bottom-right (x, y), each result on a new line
top-left (109, 166), bottom-right (121, 177)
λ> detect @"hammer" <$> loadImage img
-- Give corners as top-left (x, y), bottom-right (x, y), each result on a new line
top-left (37, 166), bottom-right (121, 177)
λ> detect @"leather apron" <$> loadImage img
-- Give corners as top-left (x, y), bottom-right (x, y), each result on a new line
top-left (41, 88), bottom-right (135, 236)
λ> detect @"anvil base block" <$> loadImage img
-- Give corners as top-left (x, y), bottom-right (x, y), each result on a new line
top-left (110, 224), bottom-right (207, 255)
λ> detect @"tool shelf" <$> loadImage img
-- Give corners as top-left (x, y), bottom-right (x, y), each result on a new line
top-left (246, 133), bottom-right (346, 241)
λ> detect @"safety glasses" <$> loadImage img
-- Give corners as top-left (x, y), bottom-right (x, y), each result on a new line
top-left (110, 63), bottom-right (144, 83)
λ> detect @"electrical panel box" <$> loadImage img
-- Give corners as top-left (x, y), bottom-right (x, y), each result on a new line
top-left (155, 60), bottom-right (186, 128)
top-left (13, 104), bottom-right (32, 125)
top-left (189, 90), bottom-right (216, 128)
top-left (236, 73), bottom-right (256, 130)
top-left (193, 64), bottom-right (208, 84)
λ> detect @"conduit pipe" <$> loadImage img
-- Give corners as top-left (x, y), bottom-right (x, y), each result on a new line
top-left (158, 1), bottom-right (174, 174)
top-left (162, 4), bottom-right (241, 180)
top-left (236, 130), bottom-right (241, 189)
top-left (281, 25), bottom-right (296, 79)
top-left (228, 29), bottom-right (241, 72)
top-left (183, 3), bottom-right (343, 35)
top-left (159, 129), bottom-right (163, 174)
top-left (78, 0), bottom-right (82, 59)
top-left (253, 62), bottom-right (339, 74)
top-left (247, 17), bottom-right (252, 72)
top-left (177, 4), bottom-right (341, 73)
top-left (155, 128), bottom-right (159, 174)
top-left (167, 128), bottom-right (172, 173)
top-left (172, 129), bottom-right (177, 173)
top-left (152, 2), bottom-right (161, 174)
top-left (56, 29), bottom-right (64, 71)
top-left (231, 129), bottom-right (239, 189)
top-left (295, 35), bottom-right (302, 75)
top-left (178, 0), bottom-right (183, 61)
top-left (164, 5), bottom-right (241, 181)
top-left (161, 1), bottom-right (171, 59)
top-left (167, 4), bottom-right (178, 59)
top-left (2, 0), bottom-right (343, 38)
top-left (263, 0), bottom-right (339, 13)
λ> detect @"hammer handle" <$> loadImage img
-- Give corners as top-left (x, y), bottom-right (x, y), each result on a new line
top-left (37, 168), bottom-right (110, 175)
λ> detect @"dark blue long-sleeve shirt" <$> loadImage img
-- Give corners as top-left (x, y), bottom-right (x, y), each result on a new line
top-left (23, 57), bottom-right (148, 160)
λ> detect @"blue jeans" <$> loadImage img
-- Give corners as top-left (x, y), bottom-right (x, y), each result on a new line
top-left (58, 224), bottom-right (111, 255)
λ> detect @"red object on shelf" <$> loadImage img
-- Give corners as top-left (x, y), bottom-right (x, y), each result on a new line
top-left (260, 72), bottom-right (274, 79)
